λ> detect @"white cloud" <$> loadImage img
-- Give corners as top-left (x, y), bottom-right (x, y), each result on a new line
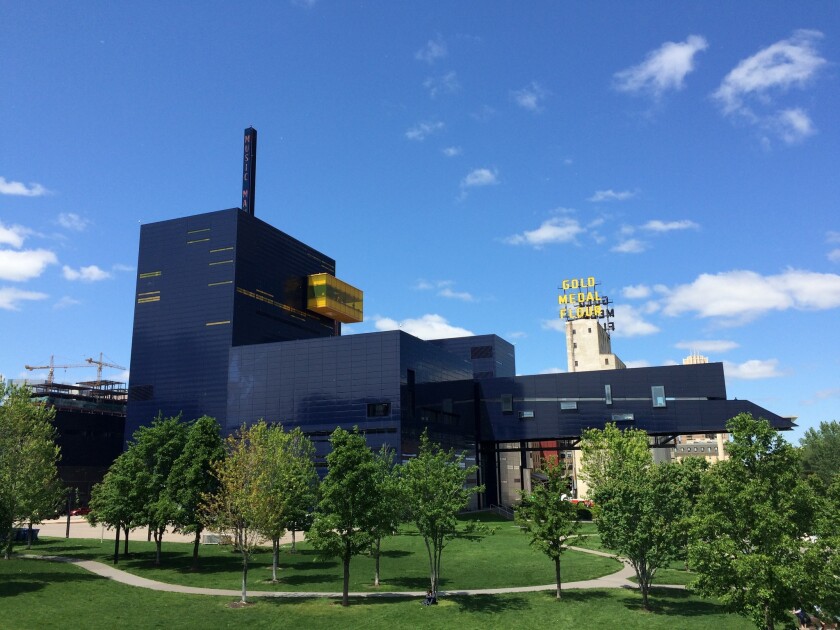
top-left (0, 249), bottom-right (58, 281)
top-left (405, 121), bottom-right (445, 141)
top-left (614, 35), bottom-right (708, 97)
top-left (624, 359), bottom-right (652, 369)
top-left (588, 189), bottom-right (636, 202)
top-left (442, 146), bottom-right (462, 158)
top-left (58, 213), bottom-right (90, 232)
top-left (662, 269), bottom-right (840, 324)
top-left (415, 34), bottom-right (447, 64)
top-left (461, 168), bottom-right (498, 188)
top-left (424, 71), bottom-right (460, 98)
top-left (642, 219), bottom-right (700, 232)
top-left (53, 296), bottom-right (82, 310)
top-left (511, 82), bottom-right (548, 112)
top-left (438, 287), bottom-right (474, 302)
top-left (539, 367), bottom-right (565, 374)
top-left (505, 217), bottom-right (584, 248)
top-left (541, 319), bottom-right (565, 333)
top-left (0, 176), bottom-right (49, 197)
top-left (0, 287), bottom-right (49, 310)
top-left (0, 222), bottom-right (29, 248)
top-left (622, 284), bottom-right (652, 300)
top-left (713, 30), bottom-right (825, 144)
top-left (612, 238), bottom-right (646, 254)
top-left (714, 30), bottom-right (825, 114)
top-left (373, 313), bottom-right (473, 339)
top-left (610, 304), bottom-right (660, 337)
top-left (724, 358), bottom-right (782, 379)
top-left (829, 249), bottom-right (840, 263)
top-left (675, 339), bottom-right (739, 354)
top-left (774, 108), bottom-right (815, 144)
top-left (62, 264), bottom-right (112, 282)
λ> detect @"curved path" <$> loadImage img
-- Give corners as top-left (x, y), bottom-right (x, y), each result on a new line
top-left (20, 544), bottom-right (685, 599)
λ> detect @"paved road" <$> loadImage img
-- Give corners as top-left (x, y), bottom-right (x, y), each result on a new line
top-left (19, 542), bottom-right (684, 599)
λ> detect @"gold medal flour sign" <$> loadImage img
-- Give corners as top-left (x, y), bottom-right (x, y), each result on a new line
top-left (558, 276), bottom-right (615, 330)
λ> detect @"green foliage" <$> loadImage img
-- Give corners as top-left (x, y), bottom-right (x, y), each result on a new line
top-left (129, 414), bottom-right (188, 564)
top-left (580, 423), bottom-right (704, 610)
top-left (368, 444), bottom-right (405, 586)
top-left (515, 462), bottom-right (580, 598)
top-left (0, 381), bottom-right (63, 559)
top-left (88, 445), bottom-right (145, 552)
top-left (308, 427), bottom-right (380, 606)
top-left (166, 415), bottom-right (224, 567)
top-left (400, 430), bottom-right (484, 595)
top-left (201, 421), bottom-right (268, 603)
top-left (800, 420), bottom-right (840, 489)
top-left (688, 413), bottom-right (822, 630)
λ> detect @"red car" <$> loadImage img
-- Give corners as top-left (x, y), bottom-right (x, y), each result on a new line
top-left (69, 507), bottom-right (91, 516)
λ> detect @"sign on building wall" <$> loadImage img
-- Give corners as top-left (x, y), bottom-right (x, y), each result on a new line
top-left (558, 276), bottom-right (615, 331)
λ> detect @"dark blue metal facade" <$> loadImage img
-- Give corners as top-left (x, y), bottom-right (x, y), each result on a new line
top-left (127, 206), bottom-right (793, 502)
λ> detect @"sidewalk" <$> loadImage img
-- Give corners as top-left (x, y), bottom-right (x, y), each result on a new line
top-left (19, 542), bottom-right (684, 599)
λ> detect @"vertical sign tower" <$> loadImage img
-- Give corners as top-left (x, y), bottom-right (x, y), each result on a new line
top-left (241, 127), bottom-right (257, 215)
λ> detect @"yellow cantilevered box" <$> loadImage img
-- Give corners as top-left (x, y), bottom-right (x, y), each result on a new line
top-left (307, 273), bottom-right (363, 324)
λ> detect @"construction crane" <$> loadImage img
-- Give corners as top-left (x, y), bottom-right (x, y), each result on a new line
top-left (24, 356), bottom-right (90, 385)
top-left (86, 353), bottom-right (126, 384)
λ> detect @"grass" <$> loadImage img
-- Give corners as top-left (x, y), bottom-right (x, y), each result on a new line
top-left (22, 514), bottom-right (620, 593)
top-left (1, 557), bottom-right (757, 630)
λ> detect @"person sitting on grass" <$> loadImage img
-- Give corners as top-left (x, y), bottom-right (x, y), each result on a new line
top-left (422, 589), bottom-right (437, 606)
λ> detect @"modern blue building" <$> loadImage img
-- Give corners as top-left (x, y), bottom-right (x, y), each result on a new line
top-left (126, 131), bottom-right (793, 506)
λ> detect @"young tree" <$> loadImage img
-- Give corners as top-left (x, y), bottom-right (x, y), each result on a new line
top-left (400, 430), bottom-right (484, 597)
top-left (308, 427), bottom-right (379, 607)
top-left (580, 423), bottom-right (704, 610)
top-left (167, 415), bottom-right (224, 569)
top-left (88, 446), bottom-right (145, 562)
top-left (689, 413), bottom-right (820, 630)
top-left (369, 444), bottom-right (405, 587)
top-left (800, 420), bottom-right (840, 489)
top-left (0, 381), bottom-right (63, 560)
top-left (201, 422), bottom-right (265, 605)
top-left (131, 414), bottom-right (188, 565)
top-left (276, 427), bottom-right (318, 555)
top-left (515, 460), bottom-right (580, 599)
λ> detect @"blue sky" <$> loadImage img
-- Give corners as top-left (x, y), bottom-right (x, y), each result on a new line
top-left (2, 2), bottom-right (838, 443)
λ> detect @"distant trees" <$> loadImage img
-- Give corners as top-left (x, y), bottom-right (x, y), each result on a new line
top-left (308, 427), bottom-right (380, 607)
top-left (515, 460), bottom-right (580, 599)
top-left (369, 444), bottom-right (405, 587)
top-left (800, 420), bottom-right (840, 489)
top-left (401, 430), bottom-right (484, 597)
top-left (0, 381), bottom-right (63, 560)
top-left (689, 413), bottom-right (825, 630)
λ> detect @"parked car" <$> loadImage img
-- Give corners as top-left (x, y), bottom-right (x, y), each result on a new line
top-left (69, 507), bottom-right (91, 516)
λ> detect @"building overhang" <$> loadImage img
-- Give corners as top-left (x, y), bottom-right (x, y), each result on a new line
top-left (307, 273), bottom-right (363, 323)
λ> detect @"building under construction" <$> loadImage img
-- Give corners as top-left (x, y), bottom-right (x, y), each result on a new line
top-left (22, 378), bottom-right (126, 506)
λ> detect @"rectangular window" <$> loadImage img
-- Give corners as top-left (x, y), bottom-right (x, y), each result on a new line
top-left (367, 402), bottom-right (391, 418)
top-left (518, 410), bottom-right (534, 419)
top-left (560, 401), bottom-right (577, 410)
top-left (612, 413), bottom-right (634, 422)
top-left (652, 386), bottom-right (666, 408)
top-left (604, 384), bottom-right (612, 405)
top-left (605, 358), bottom-right (609, 365)
top-left (501, 394), bottom-right (513, 413)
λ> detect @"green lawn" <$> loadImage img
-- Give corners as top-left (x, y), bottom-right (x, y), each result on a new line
top-left (21, 515), bottom-right (620, 593)
top-left (1, 557), bottom-right (757, 630)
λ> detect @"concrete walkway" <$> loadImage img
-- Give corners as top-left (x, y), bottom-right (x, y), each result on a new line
top-left (19, 541), bottom-right (685, 599)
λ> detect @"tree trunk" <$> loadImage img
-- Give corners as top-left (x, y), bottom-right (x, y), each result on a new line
top-left (113, 522), bottom-right (120, 565)
top-left (554, 556), bottom-right (562, 599)
top-left (291, 528), bottom-right (297, 554)
top-left (123, 524), bottom-right (130, 555)
top-left (424, 537), bottom-right (435, 594)
top-left (374, 537), bottom-right (381, 587)
top-left (272, 537), bottom-right (279, 582)
top-left (154, 528), bottom-right (163, 566)
top-left (26, 522), bottom-right (33, 549)
top-left (342, 555), bottom-right (351, 607)
top-left (241, 549), bottom-right (249, 604)
top-left (192, 529), bottom-right (201, 570)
